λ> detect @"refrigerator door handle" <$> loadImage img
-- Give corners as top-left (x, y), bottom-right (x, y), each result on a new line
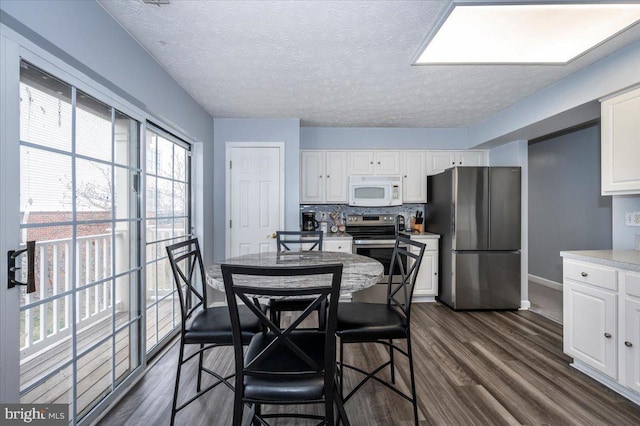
top-left (451, 202), bottom-right (455, 234)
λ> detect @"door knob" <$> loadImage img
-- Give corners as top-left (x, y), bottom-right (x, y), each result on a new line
top-left (604, 333), bottom-right (612, 338)
top-left (267, 232), bottom-right (276, 239)
top-left (625, 341), bottom-right (633, 347)
top-left (581, 272), bottom-right (588, 277)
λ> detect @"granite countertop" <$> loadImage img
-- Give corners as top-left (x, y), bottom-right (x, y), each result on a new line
top-left (402, 230), bottom-right (440, 239)
top-left (560, 250), bottom-right (640, 273)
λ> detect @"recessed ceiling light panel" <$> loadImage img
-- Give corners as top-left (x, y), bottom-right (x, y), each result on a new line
top-left (415, 2), bottom-right (640, 64)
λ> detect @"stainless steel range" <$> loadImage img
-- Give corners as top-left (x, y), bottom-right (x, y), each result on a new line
top-left (346, 214), bottom-right (406, 302)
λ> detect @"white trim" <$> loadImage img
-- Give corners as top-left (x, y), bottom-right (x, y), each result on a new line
top-left (0, 31), bottom-right (22, 404)
top-left (225, 142), bottom-right (286, 258)
top-left (529, 274), bottom-right (563, 291)
top-left (572, 359), bottom-right (640, 406)
top-left (519, 299), bottom-right (531, 310)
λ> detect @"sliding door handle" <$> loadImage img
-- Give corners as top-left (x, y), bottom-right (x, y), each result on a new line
top-left (7, 241), bottom-right (36, 293)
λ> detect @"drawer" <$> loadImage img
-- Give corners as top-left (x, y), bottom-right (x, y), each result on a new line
top-left (410, 238), bottom-right (438, 251)
top-left (564, 260), bottom-right (617, 291)
top-left (625, 271), bottom-right (640, 298)
top-left (324, 240), bottom-right (352, 253)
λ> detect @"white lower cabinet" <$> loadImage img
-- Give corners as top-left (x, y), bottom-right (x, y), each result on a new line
top-left (624, 271), bottom-right (640, 393)
top-left (563, 257), bottom-right (640, 404)
top-left (324, 238), bottom-right (353, 301)
top-left (409, 236), bottom-right (438, 297)
top-left (564, 279), bottom-right (617, 379)
top-left (323, 239), bottom-right (352, 254)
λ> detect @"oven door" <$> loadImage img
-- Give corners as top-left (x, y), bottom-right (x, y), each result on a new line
top-left (352, 241), bottom-right (407, 283)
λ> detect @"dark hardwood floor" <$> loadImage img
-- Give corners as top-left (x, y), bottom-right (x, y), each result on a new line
top-left (98, 303), bottom-right (640, 425)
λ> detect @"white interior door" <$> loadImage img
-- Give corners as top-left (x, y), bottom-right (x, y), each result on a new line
top-left (227, 144), bottom-right (283, 257)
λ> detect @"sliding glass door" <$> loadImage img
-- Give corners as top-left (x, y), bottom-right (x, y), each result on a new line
top-left (144, 126), bottom-right (191, 356)
top-left (17, 61), bottom-right (142, 422)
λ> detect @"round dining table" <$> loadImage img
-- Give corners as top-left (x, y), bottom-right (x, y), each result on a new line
top-left (205, 251), bottom-right (383, 295)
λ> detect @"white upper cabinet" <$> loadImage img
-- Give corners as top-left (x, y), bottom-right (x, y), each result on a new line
top-left (401, 151), bottom-right (427, 203)
top-left (300, 150), bottom-right (348, 204)
top-left (300, 151), bottom-right (325, 203)
top-left (348, 151), bottom-right (375, 175)
top-left (601, 86), bottom-right (640, 195)
top-left (426, 150), bottom-right (487, 175)
top-left (375, 151), bottom-right (401, 175)
top-left (348, 151), bottom-right (400, 175)
top-left (324, 151), bottom-right (348, 202)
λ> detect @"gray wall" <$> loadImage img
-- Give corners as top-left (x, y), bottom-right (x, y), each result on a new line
top-left (612, 195), bottom-right (640, 249)
top-left (301, 127), bottom-right (468, 149)
top-left (528, 125), bottom-right (612, 284)
top-left (213, 118), bottom-right (300, 261)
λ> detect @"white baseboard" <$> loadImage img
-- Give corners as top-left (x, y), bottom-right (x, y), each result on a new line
top-left (529, 274), bottom-right (563, 291)
top-left (519, 300), bottom-right (531, 310)
top-left (572, 360), bottom-right (640, 407)
top-left (413, 295), bottom-right (437, 303)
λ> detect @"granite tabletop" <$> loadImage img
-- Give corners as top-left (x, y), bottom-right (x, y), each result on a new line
top-left (560, 250), bottom-right (640, 272)
top-left (206, 251), bottom-right (383, 295)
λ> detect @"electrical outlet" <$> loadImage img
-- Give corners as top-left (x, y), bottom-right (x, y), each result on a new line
top-left (627, 212), bottom-right (640, 227)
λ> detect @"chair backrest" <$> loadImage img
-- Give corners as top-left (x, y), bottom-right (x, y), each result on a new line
top-left (386, 236), bottom-right (426, 323)
top-left (166, 238), bottom-right (207, 332)
top-left (276, 230), bottom-right (324, 252)
top-left (221, 263), bottom-right (342, 391)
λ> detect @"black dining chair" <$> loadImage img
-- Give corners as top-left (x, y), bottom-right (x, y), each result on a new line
top-left (166, 238), bottom-right (263, 426)
top-left (221, 263), bottom-right (349, 426)
top-left (270, 230), bottom-right (325, 327)
top-left (336, 235), bottom-right (425, 425)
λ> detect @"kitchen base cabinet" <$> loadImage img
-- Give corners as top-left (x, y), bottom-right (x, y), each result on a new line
top-left (563, 279), bottom-right (617, 379)
top-left (324, 237), bottom-right (353, 301)
top-left (624, 271), bottom-right (640, 394)
top-left (561, 254), bottom-right (640, 406)
top-left (408, 235), bottom-right (439, 301)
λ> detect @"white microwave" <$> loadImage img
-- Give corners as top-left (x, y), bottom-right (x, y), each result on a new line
top-left (348, 176), bottom-right (402, 207)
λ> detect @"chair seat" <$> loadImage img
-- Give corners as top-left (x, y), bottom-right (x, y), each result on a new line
top-left (336, 302), bottom-right (407, 343)
top-left (243, 331), bottom-right (326, 401)
top-left (184, 305), bottom-right (262, 345)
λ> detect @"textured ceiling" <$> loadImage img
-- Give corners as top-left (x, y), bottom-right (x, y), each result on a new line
top-left (98, 0), bottom-right (640, 128)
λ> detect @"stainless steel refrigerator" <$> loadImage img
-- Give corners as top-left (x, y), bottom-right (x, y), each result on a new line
top-left (426, 167), bottom-right (521, 310)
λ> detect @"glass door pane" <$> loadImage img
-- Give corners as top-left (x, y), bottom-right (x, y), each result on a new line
top-left (144, 127), bottom-right (191, 355)
top-left (18, 61), bottom-right (142, 424)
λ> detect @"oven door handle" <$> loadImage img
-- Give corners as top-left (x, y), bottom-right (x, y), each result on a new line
top-left (354, 243), bottom-right (408, 250)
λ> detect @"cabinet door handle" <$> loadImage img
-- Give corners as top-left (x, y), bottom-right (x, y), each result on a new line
top-left (377, 161), bottom-right (381, 165)
top-left (326, 175), bottom-right (330, 178)
top-left (604, 333), bottom-right (612, 338)
top-left (581, 272), bottom-right (588, 277)
top-left (625, 341), bottom-right (633, 347)
top-left (404, 175), bottom-right (407, 178)
top-left (370, 161), bottom-right (373, 165)
top-left (319, 175), bottom-right (323, 178)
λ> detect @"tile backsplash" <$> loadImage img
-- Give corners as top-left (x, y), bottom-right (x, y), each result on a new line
top-left (300, 204), bottom-right (424, 226)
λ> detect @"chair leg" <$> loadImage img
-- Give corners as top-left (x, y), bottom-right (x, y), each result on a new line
top-left (197, 343), bottom-right (204, 392)
top-left (252, 404), bottom-right (261, 426)
top-left (407, 334), bottom-right (418, 425)
top-left (334, 381), bottom-right (350, 426)
top-left (339, 338), bottom-right (345, 400)
top-left (389, 339), bottom-right (395, 384)
top-left (170, 340), bottom-right (185, 426)
top-left (325, 379), bottom-right (335, 426)
top-left (232, 376), bottom-right (244, 426)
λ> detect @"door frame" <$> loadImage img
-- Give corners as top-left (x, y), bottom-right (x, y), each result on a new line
top-left (0, 23), bottom-right (149, 423)
top-left (225, 142), bottom-right (285, 258)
